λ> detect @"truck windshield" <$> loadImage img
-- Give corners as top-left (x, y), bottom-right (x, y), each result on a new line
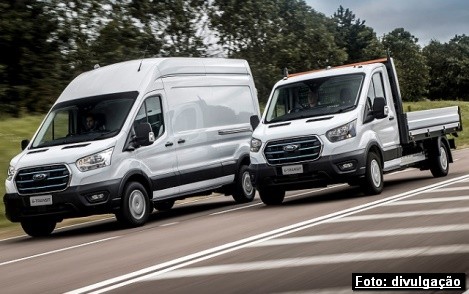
top-left (265, 74), bottom-right (364, 123)
top-left (31, 91), bottom-right (138, 148)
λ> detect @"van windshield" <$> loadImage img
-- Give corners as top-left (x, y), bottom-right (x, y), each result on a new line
top-left (31, 91), bottom-right (138, 148)
top-left (264, 74), bottom-right (364, 123)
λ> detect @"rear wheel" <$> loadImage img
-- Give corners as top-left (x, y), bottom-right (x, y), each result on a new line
top-left (118, 182), bottom-right (151, 227)
top-left (360, 152), bottom-right (383, 195)
top-left (430, 143), bottom-right (449, 177)
top-left (232, 165), bottom-right (256, 203)
top-left (259, 186), bottom-right (285, 205)
top-left (21, 218), bottom-right (56, 237)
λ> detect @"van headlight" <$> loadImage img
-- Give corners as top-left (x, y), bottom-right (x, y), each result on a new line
top-left (326, 120), bottom-right (357, 142)
top-left (76, 147), bottom-right (114, 172)
top-left (7, 165), bottom-right (15, 181)
top-left (251, 138), bottom-right (262, 152)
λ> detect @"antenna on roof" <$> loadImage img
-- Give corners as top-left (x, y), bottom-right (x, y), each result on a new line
top-left (94, 64), bottom-right (100, 69)
top-left (137, 46), bottom-right (148, 72)
top-left (283, 67), bottom-right (289, 79)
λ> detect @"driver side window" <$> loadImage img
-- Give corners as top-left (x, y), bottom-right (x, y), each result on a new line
top-left (134, 96), bottom-right (165, 139)
top-left (366, 72), bottom-right (386, 112)
top-left (364, 72), bottom-right (386, 122)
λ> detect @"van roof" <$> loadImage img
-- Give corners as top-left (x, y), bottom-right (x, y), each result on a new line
top-left (57, 58), bottom-right (251, 102)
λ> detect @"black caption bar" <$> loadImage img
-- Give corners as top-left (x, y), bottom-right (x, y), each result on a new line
top-left (353, 273), bottom-right (466, 291)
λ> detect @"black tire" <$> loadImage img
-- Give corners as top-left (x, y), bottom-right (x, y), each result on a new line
top-left (118, 182), bottom-right (151, 227)
top-left (154, 200), bottom-right (175, 211)
top-left (430, 142), bottom-right (449, 177)
top-left (360, 152), bottom-right (383, 195)
top-left (232, 165), bottom-right (256, 203)
top-left (21, 218), bottom-right (56, 237)
top-left (258, 186), bottom-right (285, 205)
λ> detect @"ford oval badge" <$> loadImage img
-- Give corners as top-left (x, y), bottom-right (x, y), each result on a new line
top-left (32, 173), bottom-right (47, 181)
top-left (283, 144), bottom-right (299, 152)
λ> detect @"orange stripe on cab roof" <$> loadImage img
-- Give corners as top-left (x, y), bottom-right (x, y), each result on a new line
top-left (287, 57), bottom-right (388, 78)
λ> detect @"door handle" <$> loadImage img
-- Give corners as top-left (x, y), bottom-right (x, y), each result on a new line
top-left (389, 116), bottom-right (395, 121)
top-left (165, 142), bottom-right (173, 147)
top-left (178, 139), bottom-right (186, 144)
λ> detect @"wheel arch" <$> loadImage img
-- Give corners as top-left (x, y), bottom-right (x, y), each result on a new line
top-left (365, 141), bottom-right (384, 165)
top-left (118, 170), bottom-right (153, 202)
top-left (236, 153), bottom-right (251, 171)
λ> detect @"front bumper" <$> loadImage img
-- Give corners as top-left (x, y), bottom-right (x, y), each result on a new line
top-left (3, 179), bottom-right (121, 222)
top-left (249, 149), bottom-right (367, 191)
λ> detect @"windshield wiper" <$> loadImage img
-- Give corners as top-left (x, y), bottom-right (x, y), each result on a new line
top-left (334, 105), bottom-right (356, 113)
top-left (93, 130), bottom-right (120, 140)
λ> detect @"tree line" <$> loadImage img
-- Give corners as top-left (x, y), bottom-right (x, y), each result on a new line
top-left (1, 0), bottom-right (469, 117)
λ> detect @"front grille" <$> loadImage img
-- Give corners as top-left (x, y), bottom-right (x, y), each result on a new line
top-left (15, 164), bottom-right (70, 195)
top-left (264, 136), bottom-right (322, 165)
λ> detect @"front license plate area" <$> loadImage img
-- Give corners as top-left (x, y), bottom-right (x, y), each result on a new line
top-left (30, 195), bottom-right (53, 206)
top-left (282, 165), bottom-right (304, 175)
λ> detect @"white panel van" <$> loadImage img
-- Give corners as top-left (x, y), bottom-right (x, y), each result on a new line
top-left (4, 58), bottom-right (260, 237)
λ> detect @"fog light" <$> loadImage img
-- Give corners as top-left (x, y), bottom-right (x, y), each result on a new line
top-left (85, 192), bottom-right (108, 203)
top-left (338, 161), bottom-right (356, 171)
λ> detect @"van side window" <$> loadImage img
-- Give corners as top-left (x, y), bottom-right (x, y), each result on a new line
top-left (134, 96), bottom-right (165, 138)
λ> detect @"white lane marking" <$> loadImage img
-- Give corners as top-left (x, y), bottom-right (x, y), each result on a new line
top-left (143, 244), bottom-right (469, 280)
top-left (209, 203), bottom-right (261, 216)
top-left (67, 174), bottom-right (469, 294)
top-left (428, 186), bottom-right (469, 192)
top-left (249, 224), bottom-right (469, 247)
top-left (159, 222), bottom-right (178, 227)
top-left (0, 217), bottom-right (116, 242)
top-left (209, 185), bottom-right (347, 216)
top-left (330, 207), bottom-right (469, 223)
top-left (384, 195), bottom-right (469, 205)
top-left (0, 236), bottom-right (119, 266)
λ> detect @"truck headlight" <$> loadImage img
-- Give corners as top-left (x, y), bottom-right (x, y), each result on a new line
top-left (76, 147), bottom-right (114, 172)
top-left (251, 138), bottom-right (262, 152)
top-left (326, 120), bottom-right (357, 142)
top-left (7, 165), bottom-right (15, 181)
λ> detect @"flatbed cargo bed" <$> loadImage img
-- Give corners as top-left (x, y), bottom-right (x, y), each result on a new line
top-left (406, 106), bottom-right (462, 142)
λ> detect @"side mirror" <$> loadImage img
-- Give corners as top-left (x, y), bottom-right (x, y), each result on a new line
top-left (21, 139), bottom-right (30, 150)
top-left (135, 123), bottom-right (154, 147)
top-left (250, 115), bottom-right (260, 130)
top-left (372, 97), bottom-right (388, 119)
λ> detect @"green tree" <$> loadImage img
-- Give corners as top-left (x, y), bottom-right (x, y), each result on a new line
top-left (210, 0), bottom-right (346, 102)
top-left (382, 28), bottom-right (429, 101)
top-left (0, 1), bottom-right (63, 116)
top-left (129, 0), bottom-right (208, 57)
top-left (332, 6), bottom-right (384, 63)
top-left (424, 35), bottom-right (469, 100)
top-left (90, 3), bottom-right (161, 66)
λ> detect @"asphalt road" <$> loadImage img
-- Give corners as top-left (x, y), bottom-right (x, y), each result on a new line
top-left (1, 149), bottom-right (469, 294)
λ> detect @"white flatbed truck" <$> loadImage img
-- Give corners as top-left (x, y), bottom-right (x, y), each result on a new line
top-left (249, 56), bottom-right (462, 205)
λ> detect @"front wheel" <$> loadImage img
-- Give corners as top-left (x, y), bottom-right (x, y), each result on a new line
top-left (118, 182), bottom-right (151, 227)
top-left (232, 165), bottom-right (256, 203)
top-left (360, 152), bottom-right (383, 195)
top-left (21, 218), bottom-right (56, 237)
top-left (258, 186), bottom-right (285, 205)
top-left (430, 143), bottom-right (449, 177)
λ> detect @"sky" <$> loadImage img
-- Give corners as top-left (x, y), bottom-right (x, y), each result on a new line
top-left (305, 0), bottom-right (469, 46)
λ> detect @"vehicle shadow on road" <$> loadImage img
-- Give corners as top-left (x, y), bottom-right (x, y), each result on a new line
top-left (281, 174), bottom-right (436, 207)
top-left (41, 200), bottom-right (236, 239)
top-left (282, 186), bottom-right (365, 206)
